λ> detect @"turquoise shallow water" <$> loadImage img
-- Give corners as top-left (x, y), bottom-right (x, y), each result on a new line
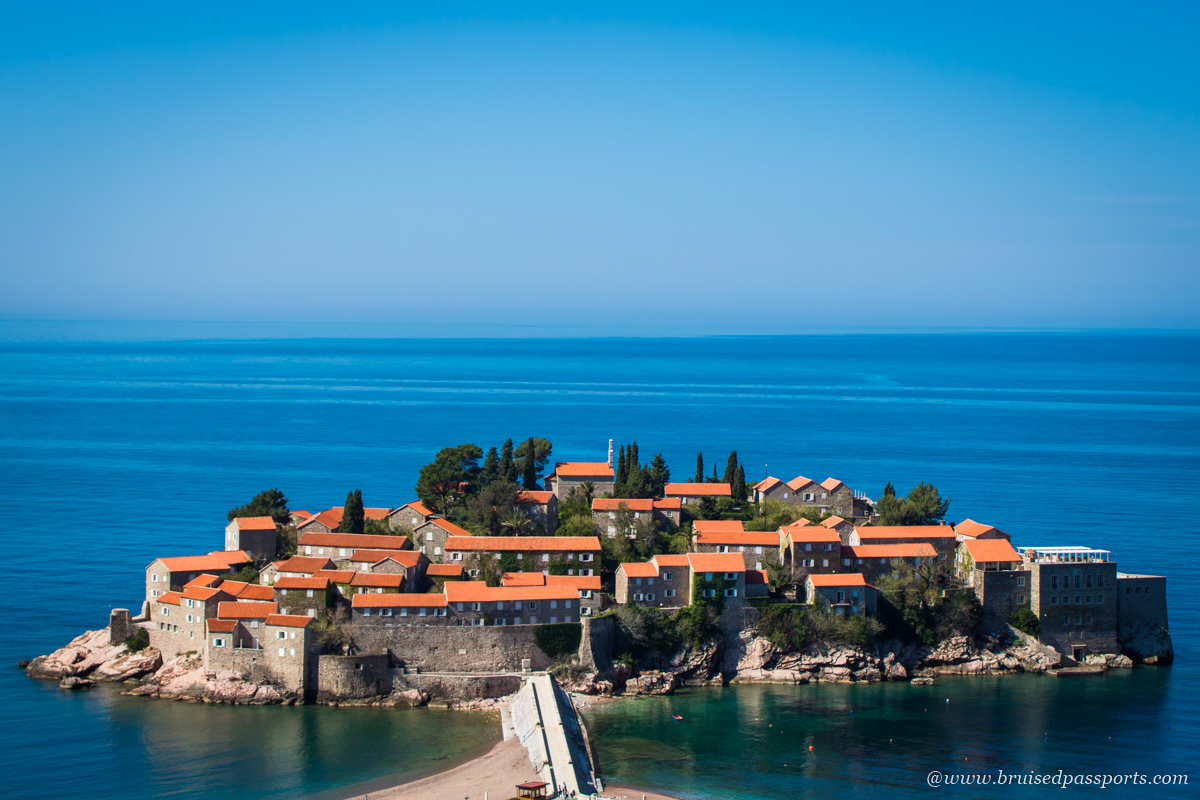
top-left (0, 329), bottom-right (1197, 797)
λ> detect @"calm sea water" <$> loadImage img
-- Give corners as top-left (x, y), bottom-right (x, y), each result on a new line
top-left (0, 328), bottom-right (1197, 798)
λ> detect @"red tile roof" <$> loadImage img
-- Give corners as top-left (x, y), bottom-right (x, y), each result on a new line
top-left (217, 601), bottom-right (278, 619)
top-left (665, 482), bottom-right (732, 497)
top-left (687, 552), bottom-right (746, 573)
top-left (821, 516), bottom-right (848, 528)
top-left (517, 491), bottom-right (554, 504)
top-left (693, 520), bottom-right (746, 533)
top-left (299, 532), bottom-right (414, 550)
top-left (651, 554), bottom-right (691, 567)
top-left (781, 519), bottom-right (813, 529)
top-left (808, 573), bottom-right (867, 587)
top-left (311, 569), bottom-right (357, 584)
top-left (444, 536), bottom-right (601, 552)
top-left (695, 531), bottom-right (780, 547)
top-left (273, 576), bottom-right (331, 590)
top-left (501, 572), bottom-right (547, 587)
top-left (962, 538), bottom-right (1022, 564)
top-left (305, 507), bottom-right (392, 530)
top-left (783, 528), bottom-right (840, 544)
top-left (746, 569), bottom-right (769, 585)
top-left (955, 519), bottom-right (1009, 540)
top-left (547, 575), bottom-right (602, 591)
top-left (854, 526), bottom-right (956, 540)
top-left (785, 475), bottom-right (814, 491)
top-left (207, 619), bottom-right (238, 633)
top-left (443, 581), bottom-right (580, 603)
top-left (235, 584), bottom-right (275, 601)
top-left (425, 564), bottom-right (464, 578)
top-left (551, 462), bottom-right (614, 478)
top-left (181, 586), bottom-right (227, 602)
top-left (617, 562), bottom-right (659, 578)
top-left (155, 551), bottom-right (252, 573)
top-left (274, 556), bottom-right (337, 574)
top-left (419, 518), bottom-right (474, 537)
top-left (184, 574), bottom-right (222, 589)
top-left (231, 516), bottom-right (277, 531)
top-left (158, 591), bottom-right (182, 606)
top-left (393, 500), bottom-right (434, 517)
top-left (264, 614), bottom-right (314, 628)
top-left (820, 478), bottom-right (845, 492)
top-left (592, 498), bottom-right (655, 512)
top-left (843, 544), bottom-right (937, 559)
top-left (654, 498), bottom-right (682, 510)
top-left (353, 593), bottom-right (448, 608)
top-left (345, 549), bottom-right (416, 566)
top-left (754, 477), bottom-right (782, 492)
top-left (349, 573), bottom-right (406, 588)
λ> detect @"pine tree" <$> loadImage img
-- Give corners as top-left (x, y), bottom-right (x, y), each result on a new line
top-left (711, 464), bottom-right (719, 483)
top-left (616, 445), bottom-right (627, 493)
top-left (723, 450), bottom-right (738, 483)
top-left (648, 453), bottom-right (670, 497)
top-left (733, 464), bottom-right (748, 503)
top-left (521, 437), bottom-right (539, 490)
top-left (338, 489), bottom-right (365, 533)
top-left (499, 438), bottom-right (517, 483)
top-left (694, 452), bottom-right (704, 483)
top-left (883, 482), bottom-right (896, 498)
top-left (480, 447), bottom-right (500, 486)
top-left (629, 441), bottom-right (640, 472)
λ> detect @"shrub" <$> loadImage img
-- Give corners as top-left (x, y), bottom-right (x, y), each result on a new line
top-left (126, 628), bottom-right (150, 652)
top-left (534, 622), bottom-right (582, 658)
top-left (612, 605), bottom-right (679, 659)
top-left (757, 604), bottom-right (807, 651)
top-left (673, 604), bottom-right (719, 649)
top-left (1010, 607), bottom-right (1040, 637)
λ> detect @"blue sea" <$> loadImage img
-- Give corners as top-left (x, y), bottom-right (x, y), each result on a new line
top-left (0, 326), bottom-right (1197, 798)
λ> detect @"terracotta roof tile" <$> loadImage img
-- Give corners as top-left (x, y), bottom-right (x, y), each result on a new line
top-left (808, 573), bottom-right (867, 587)
top-left (311, 569), bottom-right (357, 584)
top-left (665, 482), bottom-right (732, 497)
top-left (843, 544), bottom-right (937, 559)
top-left (962, 539), bottom-right (1022, 563)
top-left (501, 572), bottom-right (547, 587)
top-left (419, 518), bottom-right (474, 537)
top-left (785, 476), bottom-right (814, 491)
top-left (687, 552), bottom-right (746, 573)
top-left (299, 532), bottom-right (413, 550)
top-left (617, 562), bottom-right (659, 578)
top-left (273, 576), bottom-right (331, 590)
top-left (695, 531), bottom-right (780, 547)
top-left (155, 551), bottom-right (252, 573)
top-left (184, 574), bottom-right (222, 589)
top-left (443, 581), bottom-right (580, 603)
top-left (546, 575), bottom-right (602, 591)
top-left (854, 526), bottom-right (956, 541)
top-left (551, 462), bottom-right (614, 478)
top-left (746, 569), bottom-right (769, 585)
top-left (651, 554), bottom-right (690, 567)
top-left (517, 491), bottom-right (554, 504)
top-left (217, 601), bottom-right (277, 619)
top-left (181, 586), bottom-right (227, 602)
top-left (444, 536), bottom-right (601, 552)
top-left (820, 478), bottom-right (845, 492)
top-left (231, 516), bottom-right (277, 531)
top-left (349, 573), bottom-right (406, 588)
top-left (754, 477), bottom-right (782, 492)
top-left (353, 593), bottom-right (448, 608)
top-left (274, 556), bottom-right (337, 574)
top-left (158, 591), bottom-right (182, 606)
top-left (592, 498), bottom-right (654, 512)
top-left (783, 528), bottom-right (840, 544)
top-left (346, 549), bottom-right (417, 566)
top-left (653, 498), bottom-right (682, 510)
top-left (693, 520), bottom-right (746, 533)
top-left (236, 585), bottom-right (275, 601)
top-left (425, 564), bottom-right (464, 578)
top-left (820, 516), bottom-right (848, 528)
top-left (264, 614), bottom-right (314, 628)
top-left (207, 619), bottom-right (238, 633)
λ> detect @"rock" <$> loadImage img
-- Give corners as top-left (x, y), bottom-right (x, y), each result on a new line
top-left (92, 649), bottom-right (162, 682)
top-left (59, 676), bottom-right (95, 690)
top-left (1118, 621), bottom-right (1174, 665)
top-left (1109, 654), bottom-right (1133, 669)
top-left (911, 677), bottom-right (935, 685)
top-left (623, 670), bottom-right (678, 696)
top-left (17, 660), bottom-right (30, 669)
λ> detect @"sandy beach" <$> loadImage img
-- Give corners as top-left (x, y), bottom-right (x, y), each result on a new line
top-left (348, 736), bottom-right (684, 800)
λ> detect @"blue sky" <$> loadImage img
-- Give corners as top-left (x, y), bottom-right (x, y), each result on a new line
top-left (1, 3), bottom-right (1197, 331)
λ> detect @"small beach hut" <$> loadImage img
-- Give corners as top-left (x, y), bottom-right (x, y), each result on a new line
top-left (515, 780), bottom-right (549, 798)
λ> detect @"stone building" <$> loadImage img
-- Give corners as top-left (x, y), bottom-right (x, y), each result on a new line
top-left (842, 543), bottom-right (938, 580)
top-left (517, 490), bottom-right (559, 534)
top-left (955, 538), bottom-right (1029, 629)
top-left (385, 500), bottom-right (437, 533)
top-left (151, 584), bottom-right (235, 658)
top-left (350, 581), bottom-right (582, 627)
top-left (615, 552), bottom-right (745, 608)
top-left (805, 574), bottom-right (877, 616)
top-left (261, 555), bottom-right (336, 585)
top-left (146, 550), bottom-right (252, 603)
top-left (295, 506), bottom-right (392, 535)
top-left (272, 576), bottom-right (334, 618)
top-left (412, 518), bottom-right (473, 562)
top-left (691, 526), bottom-right (781, 571)
top-left (443, 535), bottom-right (601, 577)
top-left (1020, 546), bottom-right (1120, 661)
top-left (591, 497), bottom-right (681, 535)
top-left (754, 476), bottom-right (854, 518)
top-left (544, 461), bottom-right (615, 501)
top-left (298, 532), bottom-right (413, 565)
top-left (954, 519), bottom-right (1011, 542)
top-left (223, 516), bottom-right (278, 560)
top-left (663, 482), bottom-right (732, 506)
top-left (819, 515), bottom-right (856, 545)
top-left (849, 525), bottom-right (958, 556)
top-left (501, 572), bottom-right (607, 617)
top-left (780, 523), bottom-right (841, 581)
top-left (205, 614), bottom-right (316, 698)
top-left (215, 601), bottom-right (280, 649)
top-left (351, 592), bottom-right (450, 623)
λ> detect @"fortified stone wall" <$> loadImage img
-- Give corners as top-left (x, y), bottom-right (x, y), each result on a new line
top-left (347, 623), bottom-right (554, 672)
top-left (109, 609), bottom-right (134, 645)
top-left (316, 654), bottom-right (391, 702)
top-left (1116, 576), bottom-right (1169, 629)
top-left (578, 615), bottom-right (615, 672)
top-left (397, 672), bottom-right (521, 700)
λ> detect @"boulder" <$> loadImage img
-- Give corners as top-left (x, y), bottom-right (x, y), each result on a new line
top-left (911, 677), bottom-right (935, 685)
top-left (624, 670), bottom-right (678, 696)
top-left (59, 676), bottom-right (95, 691)
top-left (92, 649), bottom-right (163, 682)
top-left (1118, 621), bottom-right (1174, 665)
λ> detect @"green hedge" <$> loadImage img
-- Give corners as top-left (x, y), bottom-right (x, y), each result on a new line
top-left (534, 622), bottom-right (582, 658)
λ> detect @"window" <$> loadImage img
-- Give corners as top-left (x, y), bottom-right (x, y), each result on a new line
top-left (702, 589), bottom-right (716, 598)
top-left (362, 608), bottom-right (371, 616)
top-left (425, 531), bottom-right (434, 541)
top-left (724, 588), bottom-right (738, 597)
top-left (665, 589), bottom-right (676, 598)
top-left (1074, 596), bottom-right (1081, 604)
top-left (152, 574), bottom-right (158, 582)
top-left (339, 548), bottom-right (347, 557)
top-left (755, 546), bottom-right (763, 555)
top-left (419, 608), bottom-right (428, 616)
top-left (805, 543), bottom-right (813, 552)
top-left (542, 553), bottom-right (550, 561)
top-left (434, 546), bottom-right (441, 556)
top-left (1063, 615), bottom-right (1070, 625)
top-left (645, 594), bottom-right (655, 602)
top-left (186, 599), bottom-right (194, 608)
top-left (1085, 595), bottom-right (1092, 604)
top-left (513, 617), bottom-right (522, 625)
top-left (705, 572), bottom-right (713, 580)
top-left (1085, 575), bottom-right (1093, 588)
top-left (304, 546), bottom-right (312, 555)
top-left (528, 601), bottom-right (538, 610)
top-left (152, 589), bottom-right (159, 598)
top-left (823, 544), bottom-right (832, 551)
top-left (1083, 615), bottom-right (1092, 624)
top-left (1126, 587), bottom-right (1132, 594)
top-left (581, 590), bottom-right (592, 599)
top-left (277, 630), bottom-right (287, 639)
top-left (550, 616), bottom-right (558, 623)
top-left (1051, 575), bottom-right (1058, 589)
top-left (1050, 596), bottom-right (1057, 605)
top-left (565, 600), bottom-right (572, 608)
top-left (279, 648), bottom-right (286, 657)
top-left (435, 608), bottom-right (447, 616)
top-left (162, 608), bottom-right (169, 617)
top-left (186, 614), bottom-right (193, 623)
top-left (451, 552), bottom-right (463, 561)
top-left (1017, 576), bottom-right (1025, 586)
top-left (550, 600), bottom-right (558, 609)
top-left (471, 602), bottom-right (482, 611)
top-left (1074, 575), bottom-right (1081, 589)
top-left (400, 608), bottom-right (408, 616)
top-left (1096, 594), bottom-right (1103, 604)
top-left (381, 609), bottom-right (393, 617)
top-left (724, 572), bottom-right (737, 580)
top-left (663, 571), bottom-right (672, 580)
top-left (213, 638), bottom-right (225, 647)
top-left (1097, 574), bottom-right (1104, 588)
top-left (1074, 615), bottom-right (1082, 625)
top-left (306, 589), bottom-right (315, 598)
top-left (289, 648), bottom-right (296, 657)
top-left (822, 560), bottom-right (829, 567)
top-left (580, 554), bottom-right (594, 562)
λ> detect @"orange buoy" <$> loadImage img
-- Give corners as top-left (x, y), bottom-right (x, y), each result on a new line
top-left (809, 745), bottom-right (814, 751)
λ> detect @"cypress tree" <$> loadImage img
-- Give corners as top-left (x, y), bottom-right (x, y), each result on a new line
top-left (629, 441), bottom-right (640, 472)
top-left (723, 450), bottom-right (738, 483)
top-left (499, 438), bottom-right (516, 483)
top-left (694, 452), bottom-right (704, 483)
top-left (711, 464), bottom-right (718, 483)
top-left (480, 446), bottom-right (500, 486)
top-left (883, 481), bottom-right (896, 498)
top-left (734, 464), bottom-right (748, 503)
top-left (521, 437), bottom-right (539, 490)
top-left (338, 489), bottom-right (365, 534)
top-left (616, 445), bottom-right (627, 495)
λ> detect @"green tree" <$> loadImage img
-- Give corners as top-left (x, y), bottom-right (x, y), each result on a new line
top-left (648, 454), bottom-right (671, 496)
top-left (480, 446), bottom-right (500, 486)
top-left (337, 489), bottom-right (364, 533)
top-left (558, 513), bottom-right (599, 538)
top-left (1010, 607), bottom-right (1040, 637)
top-left (694, 452), bottom-right (704, 483)
top-left (904, 483), bottom-right (951, 525)
top-left (502, 510), bottom-right (535, 537)
top-left (515, 437), bottom-right (553, 488)
top-left (733, 464), bottom-right (748, 503)
top-left (877, 481), bottom-right (905, 525)
top-left (228, 488), bottom-right (291, 525)
top-left (466, 480), bottom-right (523, 535)
top-left (615, 445), bottom-right (627, 494)
top-left (723, 451), bottom-right (738, 484)
top-left (415, 443), bottom-right (484, 513)
top-left (499, 438), bottom-right (518, 483)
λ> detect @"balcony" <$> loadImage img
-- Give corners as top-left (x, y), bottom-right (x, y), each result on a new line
top-left (1018, 547), bottom-right (1112, 565)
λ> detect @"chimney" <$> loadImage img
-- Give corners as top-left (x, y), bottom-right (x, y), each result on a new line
top-left (608, 439), bottom-right (613, 467)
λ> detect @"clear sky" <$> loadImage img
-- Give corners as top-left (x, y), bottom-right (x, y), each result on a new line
top-left (1, 3), bottom-right (1197, 332)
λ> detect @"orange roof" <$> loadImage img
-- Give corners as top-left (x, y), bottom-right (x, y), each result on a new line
top-left (781, 519), bottom-right (813, 529)
top-left (181, 586), bottom-right (227, 602)
top-left (219, 580), bottom-right (248, 595)
top-left (264, 614), bottom-right (314, 628)
top-left (217, 601), bottom-right (278, 619)
top-left (444, 581), bottom-right (580, 603)
top-left (419, 518), bottom-right (474, 537)
top-left (786, 475), bottom-right (815, 491)
top-left (854, 526), bottom-right (956, 540)
top-left (158, 591), bottom-right (181, 606)
top-left (843, 544), bottom-right (937, 559)
top-left (821, 516), bottom-right (848, 528)
top-left (808, 573), bottom-right (867, 587)
top-left (231, 516), bottom-right (277, 530)
top-left (665, 482), bottom-right (732, 497)
top-left (687, 552), bottom-right (746, 573)
top-left (517, 491), bottom-right (554, 504)
top-left (393, 500), bottom-right (434, 517)
top-left (273, 576), bottom-right (331, 590)
top-left (501, 572), bottom-right (547, 587)
top-left (275, 556), bottom-right (337, 574)
top-left (551, 462), bottom-right (614, 478)
top-left (654, 498), bottom-right (682, 510)
top-left (695, 531), bottom-right (780, 547)
top-left (592, 498), bottom-right (655, 512)
top-left (618, 562), bottom-right (659, 578)
top-left (651, 554), bottom-right (691, 567)
top-left (207, 619), bottom-right (238, 633)
top-left (353, 593), bottom-right (448, 608)
top-left (349, 573), bottom-right (406, 588)
top-left (820, 478), bottom-right (845, 492)
top-left (955, 519), bottom-right (1008, 539)
top-left (312, 569), bottom-right (357, 584)
top-left (299, 532), bottom-right (413, 550)
top-left (305, 506), bottom-right (392, 530)
top-left (346, 549), bottom-right (417, 565)
top-left (746, 569), bottom-right (769, 585)
top-left (962, 538), bottom-right (1022, 563)
top-left (445, 536), bottom-right (601, 552)
top-left (235, 585), bottom-right (275, 601)
top-left (784, 528), bottom-right (840, 544)
top-left (155, 551), bottom-right (251, 573)
top-left (693, 520), bottom-right (746, 533)
top-left (184, 573), bottom-right (222, 589)
top-left (426, 564), bottom-right (464, 578)
top-left (754, 477), bottom-right (782, 492)
top-left (547, 575), bottom-right (602, 591)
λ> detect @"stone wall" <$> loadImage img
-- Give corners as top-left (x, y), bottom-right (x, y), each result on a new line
top-left (398, 672), bottom-right (521, 701)
top-left (347, 623), bottom-right (555, 672)
top-left (578, 615), bottom-right (616, 672)
top-left (975, 569), bottom-right (1031, 630)
top-left (109, 609), bottom-right (134, 645)
top-left (317, 654), bottom-right (392, 702)
top-left (1116, 575), bottom-right (1169, 629)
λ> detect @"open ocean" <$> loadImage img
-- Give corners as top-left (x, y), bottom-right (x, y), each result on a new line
top-left (0, 326), bottom-right (1197, 798)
